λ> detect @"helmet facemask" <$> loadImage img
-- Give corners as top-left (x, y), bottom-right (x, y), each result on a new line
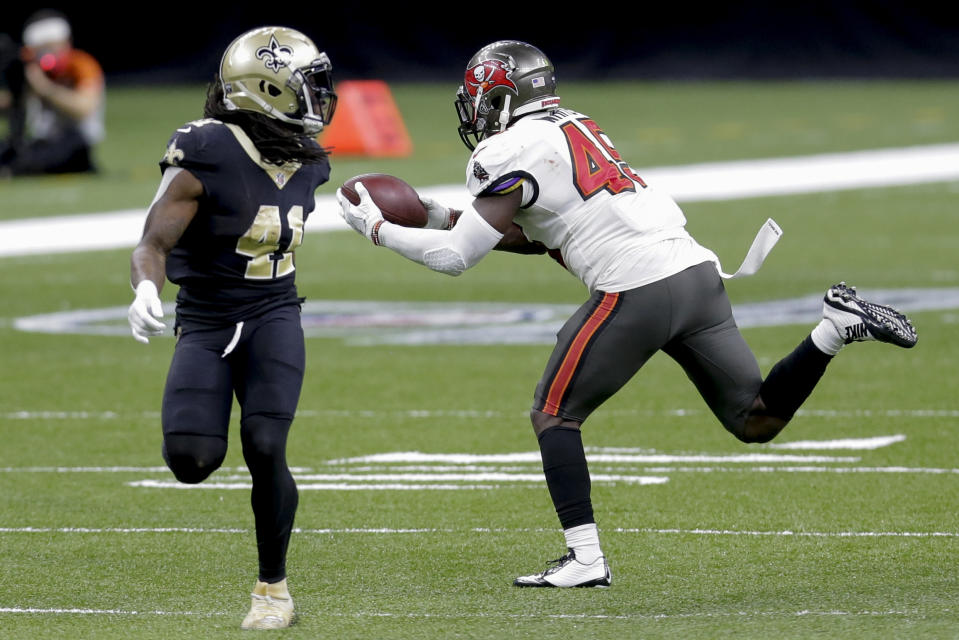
top-left (455, 84), bottom-right (515, 151)
top-left (285, 55), bottom-right (337, 135)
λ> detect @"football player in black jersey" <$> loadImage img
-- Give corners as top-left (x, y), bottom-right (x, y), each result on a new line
top-left (127, 26), bottom-right (336, 630)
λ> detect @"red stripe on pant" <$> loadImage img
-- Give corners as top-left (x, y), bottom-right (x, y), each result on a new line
top-left (541, 292), bottom-right (620, 416)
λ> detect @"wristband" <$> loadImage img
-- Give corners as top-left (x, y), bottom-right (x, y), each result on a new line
top-left (370, 220), bottom-right (385, 246)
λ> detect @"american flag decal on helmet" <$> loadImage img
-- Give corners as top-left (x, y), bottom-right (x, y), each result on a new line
top-left (531, 77), bottom-right (546, 88)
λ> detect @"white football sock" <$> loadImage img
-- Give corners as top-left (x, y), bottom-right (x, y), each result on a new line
top-left (564, 523), bottom-right (603, 564)
top-left (810, 320), bottom-right (845, 356)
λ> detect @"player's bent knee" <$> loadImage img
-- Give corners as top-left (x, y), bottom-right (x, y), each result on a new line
top-left (530, 409), bottom-right (581, 438)
top-left (722, 394), bottom-right (788, 444)
top-left (734, 414), bottom-right (788, 444)
top-left (162, 434), bottom-right (227, 484)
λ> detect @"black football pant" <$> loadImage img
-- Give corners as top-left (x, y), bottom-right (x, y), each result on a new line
top-left (161, 304), bottom-right (305, 583)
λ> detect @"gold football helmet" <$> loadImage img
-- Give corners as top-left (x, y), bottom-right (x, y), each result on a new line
top-left (219, 26), bottom-right (336, 134)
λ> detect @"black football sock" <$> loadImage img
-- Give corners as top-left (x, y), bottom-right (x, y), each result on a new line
top-left (538, 426), bottom-right (594, 530)
top-left (241, 415), bottom-right (298, 583)
top-left (759, 335), bottom-right (834, 422)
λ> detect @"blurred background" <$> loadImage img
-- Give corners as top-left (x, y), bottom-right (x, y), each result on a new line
top-left (5, 3), bottom-right (959, 84)
top-left (3, 3), bottom-right (958, 219)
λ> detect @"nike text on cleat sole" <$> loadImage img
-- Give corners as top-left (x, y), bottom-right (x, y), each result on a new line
top-left (823, 282), bottom-right (918, 348)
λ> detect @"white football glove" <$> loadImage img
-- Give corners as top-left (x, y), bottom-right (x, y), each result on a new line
top-left (128, 280), bottom-right (166, 344)
top-left (336, 181), bottom-right (385, 244)
top-left (419, 195), bottom-right (455, 230)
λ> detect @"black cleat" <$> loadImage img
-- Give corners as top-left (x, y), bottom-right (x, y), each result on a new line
top-left (823, 282), bottom-right (918, 348)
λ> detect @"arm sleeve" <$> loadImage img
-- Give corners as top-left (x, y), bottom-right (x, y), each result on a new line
top-left (377, 205), bottom-right (504, 276)
top-left (148, 166), bottom-right (184, 209)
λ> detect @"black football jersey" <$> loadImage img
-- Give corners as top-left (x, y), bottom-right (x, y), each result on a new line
top-left (158, 118), bottom-right (330, 327)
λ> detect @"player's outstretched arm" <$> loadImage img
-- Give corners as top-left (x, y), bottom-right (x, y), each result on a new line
top-left (128, 168), bottom-right (201, 343)
top-left (338, 184), bottom-right (522, 276)
top-left (419, 195), bottom-right (458, 230)
top-left (420, 195), bottom-right (541, 254)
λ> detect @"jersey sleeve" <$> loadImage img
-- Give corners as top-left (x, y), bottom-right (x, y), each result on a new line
top-left (465, 129), bottom-right (548, 208)
top-left (158, 119), bottom-right (227, 176)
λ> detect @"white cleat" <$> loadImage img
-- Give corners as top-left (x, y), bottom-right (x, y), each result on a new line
top-left (514, 549), bottom-right (611, 588)
top-left (240, 579), bottom-right (295, 630)
top-left (823, 282), bottom-right (917, 348)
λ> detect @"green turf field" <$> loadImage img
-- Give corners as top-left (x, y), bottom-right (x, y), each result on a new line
top-left (0, 81), bottom-right (957, 639)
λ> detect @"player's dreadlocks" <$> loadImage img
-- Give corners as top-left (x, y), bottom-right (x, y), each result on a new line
top-left (203, 77), bottom-right (330, 166)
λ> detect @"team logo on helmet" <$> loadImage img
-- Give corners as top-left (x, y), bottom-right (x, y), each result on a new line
top-left (465, 59), bottom-right (518, 98)
top-left (256, 35), bottom-right (294, 73)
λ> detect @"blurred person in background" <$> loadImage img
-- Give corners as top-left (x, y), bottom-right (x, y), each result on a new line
top-left (0, 9), bottom-right (104, 176)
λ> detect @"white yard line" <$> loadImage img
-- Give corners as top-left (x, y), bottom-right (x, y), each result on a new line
top-left (0, 465), bottom-right (264, 473)
top-left (767, 435), bottom-right (906, 450)
top-left (340, 609), bottom-right (917, 620)
top-left (125, 475), bottom-right (671, 490)
top-left (127, 481), bottom-right (509, 491)
top-left (9, 464), bottom-right (959, 476)
top-left (614, 528), bottom-right (959, 538)
top-left (1, 526), bottom-right (956, 538)
top-left (208, 472), bottom-right (665, 483)
top-left (326, 452), bottom-right (860, 464)
top-left (0, 606), bottom-right (226, 616)
top-left (0, 606), bottom-right (917, 620)
top-left (8, 408), bottom-right (958, 421)
top-left (603, 466), bottom-right (959, 475)
top-left (3, 143), bottom-right (959, 258)
top-left (118, 464), bottom-right (958, 491)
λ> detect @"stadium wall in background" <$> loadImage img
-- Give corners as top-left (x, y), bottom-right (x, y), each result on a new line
top-left (3, 4), bottom-right (959, 83)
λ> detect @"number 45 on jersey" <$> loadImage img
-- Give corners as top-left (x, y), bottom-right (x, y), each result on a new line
top-left (561, 117), bottom-right (647, 200)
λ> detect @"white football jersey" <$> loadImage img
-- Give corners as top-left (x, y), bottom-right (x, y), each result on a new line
top-left (466, 108), bottom-right (718, 293)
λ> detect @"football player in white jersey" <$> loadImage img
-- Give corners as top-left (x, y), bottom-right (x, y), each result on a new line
top-left (338, 40), bottom-right (917, 588)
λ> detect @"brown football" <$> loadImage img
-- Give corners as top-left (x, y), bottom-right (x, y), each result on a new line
top-left (341, 173), bottom-right (428, 228)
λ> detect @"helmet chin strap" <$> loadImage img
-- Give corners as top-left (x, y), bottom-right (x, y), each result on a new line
top-left (471, 87), bottom-right (484, 124)
top-left (498, 94), bottom-right (511, 130)
top-left (301, 114), bottom-right (323, 135)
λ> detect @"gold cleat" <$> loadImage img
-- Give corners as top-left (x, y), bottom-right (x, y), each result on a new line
top-left (240, 578), bottom-right (295, 630)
